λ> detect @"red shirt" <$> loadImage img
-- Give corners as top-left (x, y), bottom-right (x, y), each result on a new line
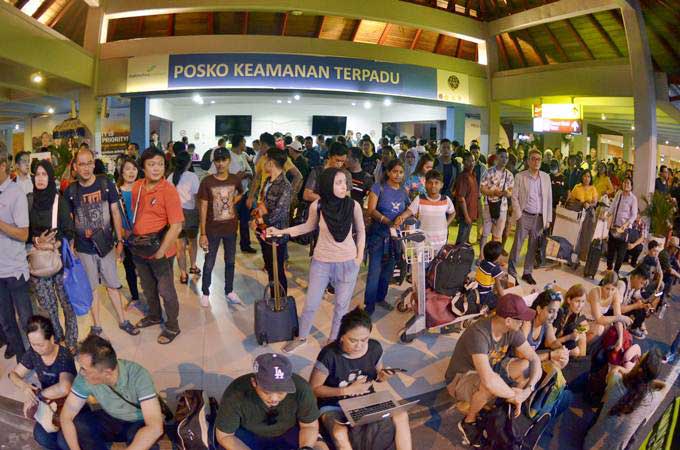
top-left (131, 178), bottom-right (184, 257)
top-left (453, 170), bottom-right (479, 221)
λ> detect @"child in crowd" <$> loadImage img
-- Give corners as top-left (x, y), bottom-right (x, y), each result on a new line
top-left (398, 170), bottom-right (455, 255)
top-left (639, 240), bottom-right (664, 299)
top-left (475, 241), bottom-right (505, 310)
top-left (553, 284), bottom-right (589, 358)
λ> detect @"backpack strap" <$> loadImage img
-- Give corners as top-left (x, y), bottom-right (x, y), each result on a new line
top-left (50, 194), bottom-right (59, 230)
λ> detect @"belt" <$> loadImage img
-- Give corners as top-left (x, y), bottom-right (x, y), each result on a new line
top-left (522, 211), bottom-right (542, 216)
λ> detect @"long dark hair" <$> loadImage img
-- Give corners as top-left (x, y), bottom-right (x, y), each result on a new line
top-left (335, 307), bottom-right (373, 345)
top-left (116, 157), bottom-right (140, 187)
top-left (609, 349), bottom-right (662, 416)
top-left (414, 153), bottom-right (434, 176)
top-left (382, 159), bottom-right (404, 184)
top-left (172, 151), bottom-right (192, 186)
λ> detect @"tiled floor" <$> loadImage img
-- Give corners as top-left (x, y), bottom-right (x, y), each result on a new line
top-left (0, 228), bottom-right (604, 408)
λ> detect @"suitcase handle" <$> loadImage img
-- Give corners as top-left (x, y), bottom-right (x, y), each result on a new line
top-left (262, 282), bottom-right (287, 312)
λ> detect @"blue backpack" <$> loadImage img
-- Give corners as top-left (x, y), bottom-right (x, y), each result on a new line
top-left (61, 238), bottom-right (93, 316)
top-left (524, 363), bottom-right (566, 419)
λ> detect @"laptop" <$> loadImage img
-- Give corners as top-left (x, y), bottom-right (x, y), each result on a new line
top-left (338, 390), bottom-right (419, 427)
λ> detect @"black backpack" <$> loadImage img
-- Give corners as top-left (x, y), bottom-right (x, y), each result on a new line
top-left (426, 243), bottom-right (475, 295)
top-left (173, 390), bottom-right (219, 450)
top-left (480, 403), bottom-right (551, 450)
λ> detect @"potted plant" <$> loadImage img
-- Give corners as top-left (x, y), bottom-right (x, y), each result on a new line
top-left (642, 191), bottom-right (677, 247)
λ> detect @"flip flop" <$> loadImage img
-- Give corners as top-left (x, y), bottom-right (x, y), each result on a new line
top-left (157, 329), bottom-right (180, 345)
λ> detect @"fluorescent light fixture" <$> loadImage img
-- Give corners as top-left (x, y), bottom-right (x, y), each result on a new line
top-left (287, 100), bottom-right (292, 104)
top-left (31, 73), bottom-right (43, 84)
top-left (383, 98), bottom-right (392, 106)
top-left (294, 94), bottom-right (301, 101)
top-left (210, 100), bottom-right (215, 104)
top-left (276, 99), bottom-right (282, 104)
top-left (601, 113), bottom-right (607, 120)
top-left (363, 101), bottom-right (372, 109)
top-left (14, 124), bottom-right (20, 130)
top-left (351, 102), bottom-right (357, 106)
top-left (47, 107), bottom-right (54, 114)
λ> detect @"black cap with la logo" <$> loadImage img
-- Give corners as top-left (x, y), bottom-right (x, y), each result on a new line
top-left (253, 353), bottom-right (296, 394)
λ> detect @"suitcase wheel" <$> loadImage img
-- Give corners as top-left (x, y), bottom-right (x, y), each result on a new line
top-left (400, 332), bottom-right (415, 343)
top-left (257, 333), bottom-right (267, 346)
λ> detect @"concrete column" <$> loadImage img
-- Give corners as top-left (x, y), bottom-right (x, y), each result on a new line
top-left (622, 132), bottom-right (633, 163)
top-left (445, 106), bottom-right (467, 146)
top-left (130, 96), bottom-right (150, 151)
top-left (621, 1), bottom-right (657, 199)
top-left (79, 91), bottom-right (101, 155)
top-left (23, 117), bottom-right (33, 152)
top-left (479, 102), bottom-right (500, 156)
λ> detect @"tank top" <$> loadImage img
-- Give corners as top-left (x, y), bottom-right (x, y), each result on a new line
top-left (527, 322), bottom-right (547, 350)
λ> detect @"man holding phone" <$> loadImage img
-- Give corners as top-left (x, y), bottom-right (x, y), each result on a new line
top-left (619, 266), bottom-right (658, 339)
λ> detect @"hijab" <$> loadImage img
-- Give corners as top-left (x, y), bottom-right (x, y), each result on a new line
top-left (318, 168), bottom-right (354, 243)
top-left (404, 148), bottom-right (419, 179)
top-left (32, 160), bottom-right (58, 210)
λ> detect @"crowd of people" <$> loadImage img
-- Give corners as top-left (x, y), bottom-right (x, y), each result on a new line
top-left (0, 129), bottom-right (678, 450)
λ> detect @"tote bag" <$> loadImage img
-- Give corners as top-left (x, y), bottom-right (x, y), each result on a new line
top-left (61, 238), bottom-right (93, 316)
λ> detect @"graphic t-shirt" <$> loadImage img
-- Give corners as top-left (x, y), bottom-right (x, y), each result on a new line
top-left (475, 260), bottom-right (503, 301)
top-left (361, 153), bottom-right (380, 176)
top-left (370, 183), bottom-right (409, 234)
top-left (66, 176), bottom-right (118, 254)
top-left (314, 340), bottom-right (383, 408)
top-left (20, 346), bottom-right (76, 389)
top-left (350, 170), bottom-right (374, 204)
top-left (197, 174), bottom-right (243, 237)
top-left (445, 317), bottom-right (525, 383)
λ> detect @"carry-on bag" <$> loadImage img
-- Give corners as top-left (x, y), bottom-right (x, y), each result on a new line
top-left (583, 238), bottom-right (604, 278)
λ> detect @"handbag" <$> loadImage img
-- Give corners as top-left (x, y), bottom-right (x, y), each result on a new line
top-left (609, 193), bottom-right (629, 241)
top-left (28, 395), bottom-right (65, 433)
top-left (487, 170), bottom-right (507, 221)
top-left (28, 195), bottom-right (63, 277)
top-left (61, 237), bottom-right (93, 316)
top-left (126, 184), bottom-right (166, 258)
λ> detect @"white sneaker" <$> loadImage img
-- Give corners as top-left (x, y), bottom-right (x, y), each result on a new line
top-left (200, 295), bottom-right (211, 308)
top-left (283, 338), bottom-right (307, 354)
top-left (226, 292), bottom-right (243, 305)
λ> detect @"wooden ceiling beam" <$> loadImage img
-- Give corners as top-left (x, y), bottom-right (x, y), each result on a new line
top-left (166, 13), bottom-right (175, 36)
top-left (378, 23), bottom-right (391, 45)
top-left (207, 12), bottom-right (214, 34)
top-left (454, 37), bottom-right (463, 58)
top-left (48, 0), bottom-right (74, 28)
top-left (464, 0), bottom-right (470, 15)
top-left (316, 16), bottom-right (325, 38)
top-left (136, 16), bottom-right (144, 35)
top-left (350, 19), bottom-right (362, 42)
top-left (242, 12), bottom-right (248, 34)
top-left (280, 12), bottom-right (288, 36)
top-left (496, 34), bottom-right (511, 69)
top-left (520, 29), bottom-right (547, 65)
top-left (410, 28), bottom-right (422, 49)
top-left (508, 33), bottom-right (528, 67)
top-left (543, 23), bottom-right (569, 63)
top-left (15, 0), bottom-right (30, 10)
top-left (434, 34), bottom-right (445, 54)
top-left (565, 18), bottom-right (594, 59)
top-left (646, 23), bottom-right (680, 62)
top-left (32, 0), bottom-right (57, 20)
top-left (588, 14), bottom-right (622, 57)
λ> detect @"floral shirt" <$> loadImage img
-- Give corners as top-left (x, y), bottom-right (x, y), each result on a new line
top-left (480, 166), bottom-right (514, 210)
top-left (404, 174), bottom-right (426, 199)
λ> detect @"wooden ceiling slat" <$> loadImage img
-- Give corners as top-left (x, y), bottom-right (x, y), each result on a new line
top-left (587, 14), bottom-right (622, 57)
top-left (565, 18), bottom-right (594, 59)
top-left (242, 12), bottom-right (248, 34)
top-left (350, 19), bottom-right (362, 42)
top-left (454, 37), bottom-right (463, 58)
top-left (434, 34), bottom-right (445, 54)
top-left (496, 34), bottom-right (510, 69)
top-left (410, 29), bottom-right (422, 49)
top-left (508, 33), bottom-right (528, 67)
top-left (646, 21), bottom-right (680, 62)
top-left (48, 0), bottom-right (74, 28)
top-left (167, 13), bottom-right (175, 36)
top-left (543, 23), bottom-right (569, 63)
top-left (136, 16), bottom-right (144, 35)
top-left (32, 0), bottom-right (57, 20)
top-left (280, 12), bottom-right (288, 36)
top-left (316, 16), bottom-right (325, 38)
top-left (520, 28), bottom-right (547, 65)
top-left (378, 23), bottom-right (391, 45)
top-left (207, 12), bottom-right (214, 34)
top-left (15, 0), bottom-right (30, 9)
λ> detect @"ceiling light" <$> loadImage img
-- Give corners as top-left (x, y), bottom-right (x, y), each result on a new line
top-left (665, 140), bottom-right (670, 145)
top-left (290, 10), bottom-right (303, 16)
top-left (351, 102), bottom-right (357, 106)
top-left (383, 98), bottom-right (392, 106)
top-left (294, 94), bottom-right (300, 101)
top-left (287, 99), bottom-right (292, 104)
top-left (601, 113), bottom-right (606, 120)
top-left (630, 125), bottom-right (635, 130)
top-left (276, 99), bottom-right (282, 104)
top-left (192, 94), bottom-right (204, 104)
top-left (210, 100), bottom-right (215, 104)
top-left (47, 107), bottom-right (54, 114)
top-left (31, 73), bottom-right (43, 84)
top-left (14, 124), bottom-right (19, 130)
top-left (363, 100), bottom-right (372, 109)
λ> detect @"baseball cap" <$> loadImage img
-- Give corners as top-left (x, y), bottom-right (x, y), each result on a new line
top-left (670, 236), bottom-right (679, 248)
top-left (213, 147), bottom-right (231, 161)
top-left (287, 141), bottom-right (303, 152)
top-left (253, 353), bottom-right (296, 393)
top-left (496, 293), bottom-right (536, 321)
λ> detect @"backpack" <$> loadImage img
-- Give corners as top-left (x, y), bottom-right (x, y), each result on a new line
top-left (585, 336), bottom-right (609, 406)
top-left (174, 390), bottom-right (217, 450)
top-left (524, 363), bottom-right (566, 419)
top-left (348, 416), bottom-right (396, 450)
top-left (480, 403), bottom-right (551, 450)
top-left (426, 243), bottom-right (475, 295)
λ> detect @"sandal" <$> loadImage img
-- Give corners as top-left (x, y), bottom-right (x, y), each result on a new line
top-left (157, 329), bottom-right (181, 345)
top-left (135, 317), bottom-right (162, 329)
top-left (189, 267), bottom-right (201, 276)
top-left (119, 320), bottom-right (141, 336)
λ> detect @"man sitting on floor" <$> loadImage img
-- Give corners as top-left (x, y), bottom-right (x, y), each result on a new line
top-left (215, 353), bottom-right (328, 450)
top-left (444, 293), bottom-right (542, 448)
top-left (59, 335), bottom-right (163, 450)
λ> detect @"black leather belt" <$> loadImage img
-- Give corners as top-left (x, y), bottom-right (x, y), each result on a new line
top-left (522, 211), bottom-right (542, 216)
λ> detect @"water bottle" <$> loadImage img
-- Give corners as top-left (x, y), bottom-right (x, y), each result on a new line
top-left (658, 303), bottom-right (668, 320)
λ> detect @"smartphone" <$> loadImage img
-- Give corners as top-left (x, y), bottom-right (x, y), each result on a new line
top-left (384, 367), bottom-right (408, 373)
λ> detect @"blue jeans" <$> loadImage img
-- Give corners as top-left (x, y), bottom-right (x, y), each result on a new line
top-left (669, 329), bottom-right (680, 356)
top-left (236, 195), bottom-right (252, 249)
top-left (364, 232), bottom-right (397, 314)
top-left (57, 408), bottom-right (159, 450)
top-left (299, 259), bottom-right (360, 340)
top-left (34, 423), bottom-right (62, 450)
top-left (0, 275), bottom-right (32, 360)
top-left (202, 234), bottom-right (237, 296)
top-left (230, 425), bottom-right (300, 450)
top-left (455, 220), bottom-right (472, 245)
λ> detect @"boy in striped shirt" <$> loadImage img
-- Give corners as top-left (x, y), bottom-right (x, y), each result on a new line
top-left (475, 241), bottom-right (506, 310)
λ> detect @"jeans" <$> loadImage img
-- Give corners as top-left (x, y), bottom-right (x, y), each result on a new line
top-left (0, 275), bottom-right (32, 360)
top-left (230, 425), bottom-right (299, 450)
top-left (455, 220), bottom-right (472, 245)
top-left (202, 234), bottom-right (237, 296)
top-left (669, 329), bottom-right (680, 355)
top-left (627, 308), bottom-right (646, 330)
top-left (364, 232), bottom-right (397, 314)
top-left (122, 246), bottom-right (140, 301)
top-left (260, 238), bottom-right (287, 297)
top-left (34, 423), bottom-right (62, 450)
top-left (57, 408), bottom-right (159, 450)
top-left (606, 232), bottom-right (628, 273)
top-left (299, 259), bottom-right (360, 340)
top-left (509, 213), bottom-right (543, 278)
top-left (237, 195), bottom-right (253, 249)
top-left (133, 255), bottom-right (180, 332)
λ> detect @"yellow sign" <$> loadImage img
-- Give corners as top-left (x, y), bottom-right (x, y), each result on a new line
top-left (436, 70), bottom-right (470, 104)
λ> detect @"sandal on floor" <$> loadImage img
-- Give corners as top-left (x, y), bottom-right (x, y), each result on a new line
top-left (157, 329), bottom-right (181, 345)
top-left (119, 320), bottom-right (141, 336)
top-left (189, 267), bottom-right (201, 276)
top-left (135, 317), bottom-right (162, 329)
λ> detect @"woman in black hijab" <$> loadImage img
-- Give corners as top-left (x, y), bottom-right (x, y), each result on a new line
top-left (268, 167), bottom-right (366, 353)
top-left (28, 160), bottom-right (78, 352)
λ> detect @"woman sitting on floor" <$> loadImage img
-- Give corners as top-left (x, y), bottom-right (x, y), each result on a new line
top-left (521, 289), bottom-right (570, 369)
top-left (309, 307), bottom-right (412, 450)
top-left (553, 284), bottom-right (589, 358)
top-left (585, 271), bottom-right (633, 343)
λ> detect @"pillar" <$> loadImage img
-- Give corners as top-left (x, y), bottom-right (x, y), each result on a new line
top-left (1, 128), bottom-right (13, 155)
top-left (446, 106), bottom-right (467, 146)
top-left (78, 91), bottom-right (102, 155)
top-left (130, 96), bottom-right (149, 151)
top-left (621, 1), bottom-right (657, 199)
top-left (23, 117), bottom-right (33, 152)
top-left (622, 133), bottom-right (633, 163)
top-left (479, 102), bottom-right (500, 156)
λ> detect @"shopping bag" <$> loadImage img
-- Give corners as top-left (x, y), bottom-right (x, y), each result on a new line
top-left (61, 238), bottom-right (93, 316)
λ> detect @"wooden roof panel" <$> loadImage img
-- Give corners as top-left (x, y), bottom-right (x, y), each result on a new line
top-left (174, 12), bottom-right (210, 36)
top-left (353, 20), bottom-right (386, 44)
top-left (382, 24), bottom-right (418, 49)
top-left (318, 16), bottom-right (354, 40)
top-left (213, 12), bottom-right (243, 35)
top-left (414, 30), bottom-right (439, 52)
top-left (246, 11), bottom-right (281, 36)
top-left (285, 13), bottom-right (320, 38)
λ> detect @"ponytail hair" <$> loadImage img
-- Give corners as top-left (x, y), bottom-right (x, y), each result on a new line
top-left (172, 151), bottom-right (192, 186)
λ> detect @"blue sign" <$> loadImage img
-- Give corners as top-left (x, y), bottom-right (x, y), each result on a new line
top-left (167, 53), bottom-right (438, 99)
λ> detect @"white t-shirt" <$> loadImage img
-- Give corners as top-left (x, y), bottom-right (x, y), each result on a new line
top-left (15, 175), bottom-right (33, 195)
top-left (228, 151), bottom-right (253, 192)
top-left (168, 171), bottom-right (200, 210)
top-left (408, 194), bottom-right (455, 252)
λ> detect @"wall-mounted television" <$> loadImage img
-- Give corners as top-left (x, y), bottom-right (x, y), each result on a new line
top-left (215, 115), bottom-right (252, 136)
top-left (312, 115), bottom-right (347, 136)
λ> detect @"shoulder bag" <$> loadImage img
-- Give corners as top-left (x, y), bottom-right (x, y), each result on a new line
top-left (487, 169), bottom-right (507, 221)
top-left (126, 184), bottom-right (167, 258)
top-left (27, 391), bottom-right (66, 433)
top-left (609, 193), bottom-right (629, 241)
top-left (28, 194), bottom-right (63, 277)
top-left (62, 237), bottom-right (93, 316)
top-left (107, 385), bottom-right (175, 423)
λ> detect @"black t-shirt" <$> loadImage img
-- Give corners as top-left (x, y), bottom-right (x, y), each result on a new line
top-left (360, 153), bottom-right (380, 176)
top-left (314, 340), bottom-right (383, 408)
top-left (20, 346), bottom-right (77, 389)
top-left (350, 170), bottom-right (374, 204)
top-left (65, 176), bottom-right (119, 254)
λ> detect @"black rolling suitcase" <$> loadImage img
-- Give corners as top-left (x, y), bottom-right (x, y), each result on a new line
top-left (583, 238), bottom-right (604, 278)
top-left (254, 238), bottom-right (299, 345)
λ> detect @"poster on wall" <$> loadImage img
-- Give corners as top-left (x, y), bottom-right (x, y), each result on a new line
top-left (127, 53), bottom-right (471, 104)
top-left (101, 107), bottom-right (130, 155)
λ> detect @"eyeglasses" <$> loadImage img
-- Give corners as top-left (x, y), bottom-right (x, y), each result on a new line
top-left (264, 409), bottom-right (279, 425)
top-left (77, 161), bottom-right (94, 167)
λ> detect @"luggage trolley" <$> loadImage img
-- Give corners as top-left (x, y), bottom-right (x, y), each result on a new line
top-left (546, 205), bottom-right (586, 266)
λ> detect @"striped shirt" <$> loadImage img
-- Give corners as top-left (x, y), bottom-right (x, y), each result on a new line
top-left (408, 194), bottom-right (455, 252)
top-left (476, 260), bottom-right (503, 297)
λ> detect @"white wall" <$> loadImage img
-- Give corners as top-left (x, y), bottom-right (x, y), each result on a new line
top-left (380, 104), bottom-right (447, 123)
top-left (149, 98), bottom-right (177, 122)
